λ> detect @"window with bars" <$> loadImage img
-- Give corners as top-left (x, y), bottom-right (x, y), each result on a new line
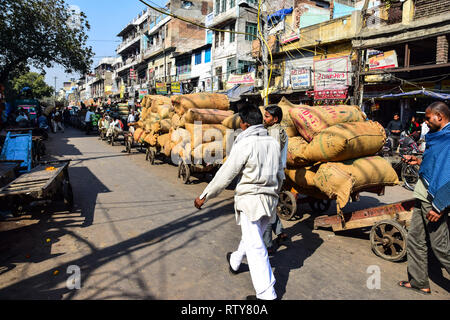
top-left (215, 31), bottom-right (219, 48)
top-left (221, 0), bottom-right (226, 13)
top-left (230, 0), bottom-right (235, 8)
top-left (177, 56), bottom-right (191, 75)
top-left (245, 22), bottom-right (257, 41)
top-left (215, 0), bottom-right (220, 15)
top-left (230, 23), bottom-right (235, 43)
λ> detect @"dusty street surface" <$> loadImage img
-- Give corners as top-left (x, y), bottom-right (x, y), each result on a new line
top-left (0, 128), bottom-right (448, 300)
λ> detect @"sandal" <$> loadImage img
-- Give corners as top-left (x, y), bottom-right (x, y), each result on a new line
top-left (398, 281), bottom-right (431, 295)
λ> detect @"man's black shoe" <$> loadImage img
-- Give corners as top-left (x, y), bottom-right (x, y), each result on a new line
top-left (246, 295), bottom-right (259, 300)
top-left (227, 252), bottom-right (240, 275)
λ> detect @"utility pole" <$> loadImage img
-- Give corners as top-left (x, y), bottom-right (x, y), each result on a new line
top-left (261, 0), bottom-right (269, 106)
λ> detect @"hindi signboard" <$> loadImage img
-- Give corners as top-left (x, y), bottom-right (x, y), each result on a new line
top-left (314, 55), bottom-right (351, 91)
top-left (290, 67), bottom-right (311, 89)
top-left (155, 82), bottom-right (167, 95)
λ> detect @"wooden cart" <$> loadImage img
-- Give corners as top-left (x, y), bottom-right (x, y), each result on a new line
top-left (0, 160), bottom-right (73, 216)
top-left (277, 182), bottom-right (414, 262)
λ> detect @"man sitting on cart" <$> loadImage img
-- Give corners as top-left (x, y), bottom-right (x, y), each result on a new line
top-left (106, 114), bottom-right (124, 140)
top-left (399, 101), bottom-right (450, 295)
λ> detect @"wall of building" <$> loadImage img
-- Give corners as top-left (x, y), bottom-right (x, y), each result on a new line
top-left (414, 0), bottom-right (450, 20)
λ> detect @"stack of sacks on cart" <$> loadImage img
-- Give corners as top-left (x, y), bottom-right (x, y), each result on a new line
top-left (168, 93), bottom-right (234, 164)
top-left (131, 95), bottom-right (174, 156)
top-left (274, 97), bottom-right (400, 213)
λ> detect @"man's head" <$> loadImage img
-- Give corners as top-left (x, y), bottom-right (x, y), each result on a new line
top-left (393, 113), bottom-right (400, 121)
top-left (425, 101), bottom-right (450, 132)
top-left (264, 105), bottom-right (283, 127)
top-left (239, 105), bottom-right (263, 131)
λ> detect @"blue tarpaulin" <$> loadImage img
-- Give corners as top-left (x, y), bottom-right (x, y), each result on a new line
top-left (268, 8), bottom-right (293, 27)
top-left (379, 89), bottom-right (450, 100)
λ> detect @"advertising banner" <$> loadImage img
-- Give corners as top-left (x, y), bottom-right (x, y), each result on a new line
top-left (226, 72), bottom-right (255, 90)
top-left (314, 55), bottom-right (351, 91)
top-left (290, 67), bottom-right (311, 89)
top-left (155, 82), bottom-right (167, 95)
top-left (139, 89), bottom-right (148, 100)
top-left (171, 82), bottom-right (182, 94)
top-left (368, 50), bottom-right (398, 70)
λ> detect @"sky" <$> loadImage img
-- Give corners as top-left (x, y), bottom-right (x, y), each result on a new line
top-left (40, 0), bottom-right (167, 91)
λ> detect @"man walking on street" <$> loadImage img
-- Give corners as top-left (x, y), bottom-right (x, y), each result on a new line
top-left (194, 106), bottom-right (284, 300)
top-left (262, 105), bottom-right (290, 255)
top-left (399, 101), bottom-right (450, 295)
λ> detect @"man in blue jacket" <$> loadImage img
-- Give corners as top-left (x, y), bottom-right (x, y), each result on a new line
top-left (398, 101), bottom-right (449, 295)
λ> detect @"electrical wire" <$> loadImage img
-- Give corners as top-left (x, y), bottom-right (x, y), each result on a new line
top-left (138, 0), bottom-right (258, 38)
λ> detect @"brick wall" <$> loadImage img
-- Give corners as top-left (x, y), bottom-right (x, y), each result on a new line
top-left (414, 0), bottom-right (450, 20)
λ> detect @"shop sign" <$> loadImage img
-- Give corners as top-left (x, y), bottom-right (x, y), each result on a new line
top-left (290, 67), bottom-right (311, 89)
top-left (171, 82), bottom-right (182, 94)
top-left (314, 56), bottom-right (350, 91)
top-left (227, 72), bottom-right (256, 87)
top-left (155, 82), bottom-right (167, 95)
top-left (368, 50), bottom-right (398, 70)
top-left (139, 89), bottom-right (148, 100)
top-left (307, 89), bottom-right (348, 100)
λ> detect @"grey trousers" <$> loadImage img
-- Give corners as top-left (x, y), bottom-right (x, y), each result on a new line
top-left (263, 214), bottom-right (284, 248)
top-left (407, 199), bottom-right (450, 289)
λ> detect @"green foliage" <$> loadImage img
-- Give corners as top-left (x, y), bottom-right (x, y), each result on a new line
top-left (12, 72), bottom-right (54, 99)
top-left (0, 0), bottom-right (94, 83)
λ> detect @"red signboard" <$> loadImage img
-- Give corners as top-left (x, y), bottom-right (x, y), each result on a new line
top-left (307, 89), bottom-right (348, 100)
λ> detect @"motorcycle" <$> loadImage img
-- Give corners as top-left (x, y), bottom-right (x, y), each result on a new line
top-left (379, 130), bottom-right (423, 191)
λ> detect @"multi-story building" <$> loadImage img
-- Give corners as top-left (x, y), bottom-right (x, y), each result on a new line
top-left (116, 8), bottom-right (155, 100)
top-left (209, 0), bottom-right (259, 91)
top-left (89, 57), bottom-right (116, 101)
top-left (353, 0), bottom-right (450, 126)
top-left (143, 0), bottom-right (213, 94)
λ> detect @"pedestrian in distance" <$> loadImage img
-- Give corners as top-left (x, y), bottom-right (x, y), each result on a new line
top-left (262, 105), bottom-right (290, 255)
top-left (53, 110), bottom-right (64, 133)
top-left (399, 101), bottom-right (450, 295)
top-left (386, 113), bottom-right (404, 152)
top-left (194, 105), bottom-right (284, 300)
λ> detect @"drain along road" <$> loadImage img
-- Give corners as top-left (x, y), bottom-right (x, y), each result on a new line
top-left (0, 128), bottom-right (448, 300)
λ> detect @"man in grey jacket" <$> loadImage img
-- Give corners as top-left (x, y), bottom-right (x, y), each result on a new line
top-left (194, 106), bottom-right (284, 300)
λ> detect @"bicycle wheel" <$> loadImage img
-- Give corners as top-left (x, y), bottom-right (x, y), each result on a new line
top-left (401, 163), bottom-right (419, 191)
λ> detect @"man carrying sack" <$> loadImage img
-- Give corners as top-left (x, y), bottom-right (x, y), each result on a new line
top-left (399, 101), bottom-right (450, 295)
top-left (194, 105), bottom-right (284, 300)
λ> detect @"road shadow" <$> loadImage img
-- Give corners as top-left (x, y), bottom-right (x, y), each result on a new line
top-left (270, 220), bottom-right (324, 299)
top-left (0, 197), bottom-right (235, 300)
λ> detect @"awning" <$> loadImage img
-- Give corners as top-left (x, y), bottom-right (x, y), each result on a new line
top-left (268, 8), bottom-right (293, 27)
top-left (226, 84), bottom-right (254, 102)
top-left (379, 89), bottom-right (450, 100)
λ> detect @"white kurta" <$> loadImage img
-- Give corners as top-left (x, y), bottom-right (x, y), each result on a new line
top-left (199, 124), bottom-right (283, 300)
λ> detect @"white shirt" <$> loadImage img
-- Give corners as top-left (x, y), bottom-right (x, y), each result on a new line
top-left (127, 114), bottom-right (135, 123)
top-left (200, 125), bottom-right (284, 224)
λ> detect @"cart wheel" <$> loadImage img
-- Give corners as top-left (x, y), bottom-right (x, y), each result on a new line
top-left (370, 220), bottom-right (408, 262)
top-left (277, 191), bottom-right (297, 221)
top-left (63, 180), bottom-right (74, 210)
top-left (110, 136), bottom-right (115, 146)
top-left (125, 139), bottom-right (131, 154)
top-left (178, 161), bottom-right (191, 184)
top-left (401, 163), bottom-right (419, 191)
top-left (309, 199), bottom-right (331, 214)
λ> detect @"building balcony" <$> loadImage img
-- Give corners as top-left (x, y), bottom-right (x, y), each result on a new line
top-left (117, 34), bottom-right (141, 55)
top-left (210, 7), bottom-right (239, 28)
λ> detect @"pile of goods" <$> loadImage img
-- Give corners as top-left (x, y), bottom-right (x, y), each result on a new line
top-left (277, 98), bottom-right (399, 212)
top-left (170, 93), bottom-right (232, 164)
top-left (133, 93), bottom-right (233, 163)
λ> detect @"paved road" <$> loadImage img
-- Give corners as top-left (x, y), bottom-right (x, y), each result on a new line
top-left (0, 128), bottom-right (448, 300)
